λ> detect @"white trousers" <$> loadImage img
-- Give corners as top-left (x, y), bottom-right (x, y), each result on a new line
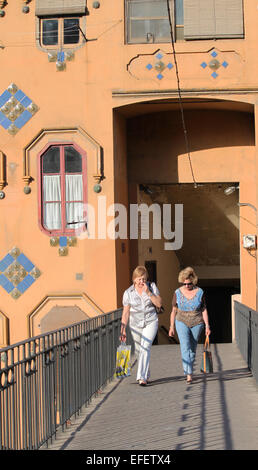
top-left (129, 319), bottom-right (158, 382)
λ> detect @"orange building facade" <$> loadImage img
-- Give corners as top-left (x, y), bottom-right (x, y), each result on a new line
top-left (0, 0), bottom-right (257, 346)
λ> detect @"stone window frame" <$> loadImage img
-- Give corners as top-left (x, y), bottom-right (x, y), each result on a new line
top-left (35, 14), bottom-right (87, 54)
top-left (125, 0), bottom-right (176, 44)
top-left (38, 141), bottom-right (88, 237)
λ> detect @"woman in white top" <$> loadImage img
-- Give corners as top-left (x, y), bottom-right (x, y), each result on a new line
top-left (120, 266), bottom-right (162, 386)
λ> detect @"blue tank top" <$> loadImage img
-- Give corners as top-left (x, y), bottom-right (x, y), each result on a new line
top-left (175, 287), bottom-right (204, 312)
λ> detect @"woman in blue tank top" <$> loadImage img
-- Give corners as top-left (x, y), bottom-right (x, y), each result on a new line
top-left (169, 267), bottom-right (211, 384)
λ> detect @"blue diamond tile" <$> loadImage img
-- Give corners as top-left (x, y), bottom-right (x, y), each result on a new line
top-left (0, 117), bottom-right (12, 130)
top-left (0, 254), bottom-right (14, 272)
top-left (14, 89), bottom-right (26, 102)
top-left (0, 111), bottom-right (6, 123)
top-left (0, 274), bottom-right (15, 294)
top-left (157, 73), bottom-right (163, 80)
top-left (167, 63), bottom-right (173, 69)
top-left (57, 51), bottom-right (65, 63)
top-left (211, 51), bottom-right (218, 57)
top-left (0, 90), bottom-right (12, 107)
top-left (201, 62), bottom-right (207, 69)
top-left (59, 236), bottom-right (67, 247)
top-left (20, 95), bottom-right (32, 108)
top-left (14, 110), bottom-right (33, 129)
top-left (17, 275), bottom-right (35, 294)
top-left (211, 72), bottom-right (218, 78)
top-left (14, 90), bottom-right (32, 108)
top-left (156, 53), bottom-right (163, 59)
top-left (222, 61), bottom-right (228, 68)
top-left (16, 253), bottom-right (34, 272)
top-left (146, 63), bottom-right (153, 70)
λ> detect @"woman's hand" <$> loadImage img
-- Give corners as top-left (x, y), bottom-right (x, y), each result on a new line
top-left (142, 281), bottom-right (150, 294)
top-left (169, 325), bottom-right (175, 337)
top-left (120, 332), bottom-right (127, 342)
top-left (205, 325), bottom-right (211, 336)
top-left (120, 323), bottom-right (127, 342)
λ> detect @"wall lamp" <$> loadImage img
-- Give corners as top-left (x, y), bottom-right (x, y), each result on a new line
top-left (224, 185), bottom-right (239, 196)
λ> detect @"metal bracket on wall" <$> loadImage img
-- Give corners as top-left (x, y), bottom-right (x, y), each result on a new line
top-left (0, 151), bottom-right (6, 199)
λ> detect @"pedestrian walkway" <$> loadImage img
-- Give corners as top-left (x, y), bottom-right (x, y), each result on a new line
top-left (42, 343), bottom-right (258, 451)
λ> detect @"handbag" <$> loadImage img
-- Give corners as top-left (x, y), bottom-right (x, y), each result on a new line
top-left (155, 306), bottom-right (164, 315)
top-left (115, 342), bottom-right (131, 378)
top-left (148, 282), bottom-right (164, 314)
top-left (200, 335), bottom-right (213, 373)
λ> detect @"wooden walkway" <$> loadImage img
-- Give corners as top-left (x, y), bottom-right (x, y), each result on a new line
top-left (41, 342), bottom-right (258, 452)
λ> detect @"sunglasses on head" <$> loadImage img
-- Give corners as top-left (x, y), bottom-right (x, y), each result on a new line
top-left (183, 282), bottom-right (193, 286)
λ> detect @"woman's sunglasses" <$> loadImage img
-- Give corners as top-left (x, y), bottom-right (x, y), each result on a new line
top-left (183, 282), bottom-right (193, 286)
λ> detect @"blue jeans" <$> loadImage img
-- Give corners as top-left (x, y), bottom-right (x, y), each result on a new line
top-left (175, 320), bottom-right (204, 375)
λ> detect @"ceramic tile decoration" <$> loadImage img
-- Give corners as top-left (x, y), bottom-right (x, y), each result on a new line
top-left (200, 50), bottom-right (229, 79)
top-left (0, 247), bottom-right (41, 299)
top-left (0, 83), bottom-right (38, 135)
top-left (146, 52), bottom-right (174, 80)
top-left (50, 236), bottom-right (77, 255)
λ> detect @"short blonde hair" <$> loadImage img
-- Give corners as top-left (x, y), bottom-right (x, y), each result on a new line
top-left (178, 267), bottom-right (198, 285)
top-left (132, 265), bottom-right (148, 282)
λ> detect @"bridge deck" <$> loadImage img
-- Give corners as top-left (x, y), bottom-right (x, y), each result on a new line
top-left (42, 343), bottom-right (258, 451)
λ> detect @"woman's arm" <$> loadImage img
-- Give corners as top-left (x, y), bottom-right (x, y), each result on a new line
top-left (144, 282), bottom-right (162, 308)
top-left (120, 305), bottom-right (130, 341)
top-left (202, 308), bottom-right (211, 336)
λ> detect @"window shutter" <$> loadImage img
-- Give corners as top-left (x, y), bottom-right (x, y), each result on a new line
top-left (215, 0), bottom-right (244, 38)
top-left (184, 0), bottom-right (216, 39)
top-left (35, 0), bottom-right (87, 16)
top-left (184, 0), bottom-right (244, 39)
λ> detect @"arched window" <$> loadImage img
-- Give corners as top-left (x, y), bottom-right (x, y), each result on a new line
top-left (39, 143), bottom-right (87, 235)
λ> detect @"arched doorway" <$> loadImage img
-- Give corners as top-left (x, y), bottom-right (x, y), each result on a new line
top-left (113, 97), bottom-right (255, 343)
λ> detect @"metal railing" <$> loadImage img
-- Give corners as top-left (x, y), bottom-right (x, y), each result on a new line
top-left (0, 308), bottom-right (131, 450)
top-left (234, 300), bottom-right (258, 384)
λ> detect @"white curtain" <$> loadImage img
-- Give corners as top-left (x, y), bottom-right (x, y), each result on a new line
top-left (65, 175), bottom-right (84, 229)
top-left (43, 175), bottom-right (61, 229)
top-left (66, 202), bottom-right (84, 228)
top-left (43, 174), bottom-right (84, 230)
top-left (65, 175), bottom-right (84, 230)
top-left (44, 203), bottom-right (62, 230)
top-left (65, 175), bottom-right (83, 201)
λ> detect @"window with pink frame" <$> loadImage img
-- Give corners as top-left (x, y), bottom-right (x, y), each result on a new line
top-left (39, 143), bottom-right (87, 235)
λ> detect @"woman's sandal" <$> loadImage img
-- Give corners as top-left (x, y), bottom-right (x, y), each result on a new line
top-left (186, 376), bottom-right (193, 384)
top-left (139, 380), bottom-right (147, 386)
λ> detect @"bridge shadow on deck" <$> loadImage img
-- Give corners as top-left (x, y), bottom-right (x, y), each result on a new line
top-left (42, 343), bottom-right (258, 451)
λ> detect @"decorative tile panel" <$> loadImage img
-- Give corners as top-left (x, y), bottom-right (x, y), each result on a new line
top-left (200, 49), bottom-right (230, 79)
top-left (127, 47), bottom-right (241, 84)
top-left (48, 49), bottom-right (75, 71)
top-left (0, 248), bottom-right (41, 299)
top-left (0, 84), bottom-right (38, 135)
top-left (50, 236), bottom-right (77, 255)
top-left (128, 50), bottom-right (174, 81)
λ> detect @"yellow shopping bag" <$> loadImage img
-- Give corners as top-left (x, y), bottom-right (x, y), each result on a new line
top-left (115, 343), bottom-right (131, 378)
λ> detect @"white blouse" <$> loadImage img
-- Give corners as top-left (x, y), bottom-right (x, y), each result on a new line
top-left (122, 282), bottom-right (160, 328)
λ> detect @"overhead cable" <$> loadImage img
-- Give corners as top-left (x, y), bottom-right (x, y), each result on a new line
top-left (166, 0), bottom-right (198, 188)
